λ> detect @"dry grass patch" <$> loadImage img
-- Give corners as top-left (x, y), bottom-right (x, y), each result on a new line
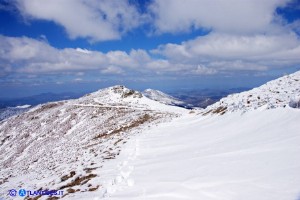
top-left (212, 106), bottom-right (227, 115)
top-left (35, 102), bottom-right (63, 113)
top-left (88, 185), bottom-right (100, 191)
top-left (83, 167), bottom-right (98, 173)
top-left (67, 188), bottom-right (76, 193)
top-left (46, 197), bottom-right (59, 200)
top-left (202, 109), bottom-right (212, 116)
top-left (59, 174), bottom-right (97, 190)
top-left (61, 171), bottom-right (76, 182)
top-left (114, 139), bottom-right (123, 146)
top-left (93, 114), bottom-right (152, 140)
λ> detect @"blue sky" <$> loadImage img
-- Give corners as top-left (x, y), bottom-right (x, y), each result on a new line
top-left (0, 0), bottom-right (300, 98)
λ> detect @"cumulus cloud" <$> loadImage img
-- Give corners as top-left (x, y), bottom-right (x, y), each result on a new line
top-left (12, 0), bottom-right (294, 40)
top-left (148, 0), bottom-right (290, 34)
top-left (1, 0), bottom-right (299, 83)
top-left (155, 32), bottom-right (300, 60)
top-left (0, 35), bottom-right (173, 75)
top-left (146, 0), bottom-right (300, 73)
top-left (1, 33), bottom-right (300, 78)
top-left (153, 32), bottom-right (300, 72)
top-left (15, 0), bottom-right (142, 41)
top-left (0, 35), bottom-right (111, 73)
top-left (0, 64), bottom-right (11, 77)
top-left (288, 19), bottom-right (300, 34)
top-left (193, 65), bottom-right (217, 75)
top-left (2, 0), bottom-right (300, 77)
top-left (101, 66), bottom-right (123, 74)
top-left (0, 35), bottom-right (225, 77)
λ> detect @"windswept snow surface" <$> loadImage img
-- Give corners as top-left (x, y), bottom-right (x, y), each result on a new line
top-left (102, 107), bottom-right (300, 200)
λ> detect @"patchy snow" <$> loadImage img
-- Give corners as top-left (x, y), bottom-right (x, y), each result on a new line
top-left (0, 85), bottom-right (187, 199)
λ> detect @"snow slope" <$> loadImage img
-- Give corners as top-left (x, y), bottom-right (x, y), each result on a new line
top-left (204, 71), bottom-right (300, 114)
top-left (96, 71), bottom-right (300, 200)
top-left (101, 107), bottom-right (300, 200)
top-left (60, 71), bottom-right (300, 200)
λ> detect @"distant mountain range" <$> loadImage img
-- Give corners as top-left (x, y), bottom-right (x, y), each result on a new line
top-left (0, 105), bottom-right (31, 121)
top-left (0, 87), bottom-right (250, 121)
top-left (142, 89), bottom-right (194, 109)
top-left (0, 88), bottom-right (249, 110)
top-left (0, 92), bottom-right (85, 109)
top-left (169, 87), bottom-right (250, 108)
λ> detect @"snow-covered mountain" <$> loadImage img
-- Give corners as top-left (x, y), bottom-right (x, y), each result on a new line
top-left (203, 71), bottom-right (300, 115)
top-left (99, 72), bottom-right (300, 200)
top-left (142, 89), bottom-right (192, 108)
top-left (0, 85), bottom-right (188, 199)
top-left (1, 71), bottom-right (300, 200)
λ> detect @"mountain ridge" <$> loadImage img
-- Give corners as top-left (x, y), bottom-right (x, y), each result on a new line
top-left (0, 85), bottom-right (188, 199)
top-left (203, 71), bottom-right (300, 115)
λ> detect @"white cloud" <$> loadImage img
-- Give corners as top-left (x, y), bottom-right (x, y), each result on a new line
top-left (0, 35), bottom-right (174, 75)
top-left (15, 0), bottom-right (142, 41)
top-left (75, 72), bottom-right (85, 76)
top-left (0, 35), bottom-right (222, 76)
top-left (193, 64), bottom-right (217, 75)
top-left (208, 61), bottom-right (268, 71)
top-left (149, 0), bottom-right (290, 34)
top-left (153, 32), bottom-right (300, 72)
top-left (1, 0), bottom-right (299, 81)
top-left (1, 33), bottom-right (300, 78)
top-left (73, 77), bottom-right (83, 82)
top-left (13, 0), bottom-right (294, 39)
top-left (0, 35), bottom-right (113, 73)
top-left (101, 66), bottom-right (123, 74)
top-left (147, 0), bottom-right (300, 74)
top-left (0, 64), bottom-right (11, 77)
top-left (158, 32), bottom-right (300, 60)
top-left (287, 19), bottom-right (300, 34)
